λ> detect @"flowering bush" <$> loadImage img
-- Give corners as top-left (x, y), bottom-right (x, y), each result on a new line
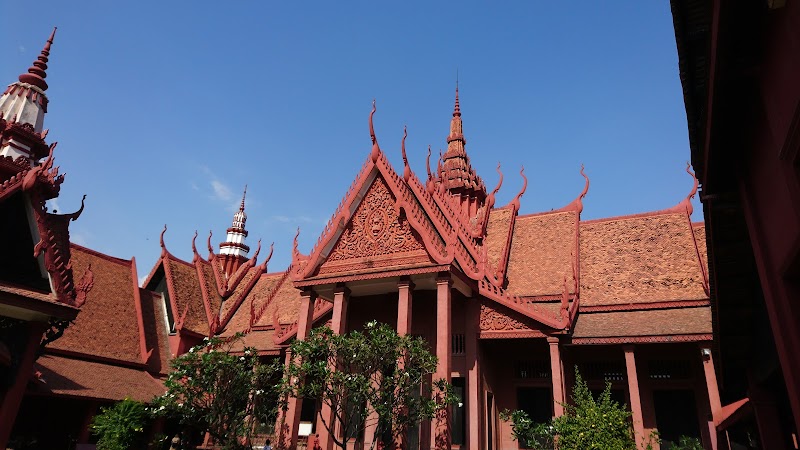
top-left (279, 321), bottom-right (455, 450)
top-left (151, 334), bottom-right (282, 450)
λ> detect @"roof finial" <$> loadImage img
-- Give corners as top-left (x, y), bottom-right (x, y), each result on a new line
top-left (453, 77), bottom-right (461, 117)
top-left (239, 185), bottom-right (247, 211)
top-left (401, 126), bottom-right (411, 181)
top-left (19, 27), bottom-right (57, 91)
top-left (369, 99), bottom-right (381, 162)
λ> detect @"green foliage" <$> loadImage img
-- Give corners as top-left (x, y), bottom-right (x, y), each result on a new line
top-left (279, 321), bottom-right (456, 450)
top-left (502, 368), bottom-right (636, 450)
top-left (151, 334), bottom-right (283, 450)
top-left (666, 435), bottom-right (703, 450)
top-left (91, 398), bottom-right (148, 450)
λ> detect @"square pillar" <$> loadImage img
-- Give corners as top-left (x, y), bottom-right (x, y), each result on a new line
top-left (547, 337), bottom-right (565, 417)
top-left (397, 277), bottom-right (414, 337)
top-left (285, 289), bottom-right (318, 450)
top-left (432, 274), bottom-right (452, 450)
top-left (0, 321), bottom-right (47, 449)
top-left (623, 345), bottom-right (645, 448)
top-left (465, 298), bottom-right (481, 450)
top-left (700, 345), bottom-right (720, 450)
top-left (319, 285), bottom-right (350, 450)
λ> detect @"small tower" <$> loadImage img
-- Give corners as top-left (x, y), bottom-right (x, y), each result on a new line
top-left (218, 186), bottom-right (250, 278)
top-left (440, 85), bottom-right (486, 218)
top-left (0, 28), bottom-right (57, 164)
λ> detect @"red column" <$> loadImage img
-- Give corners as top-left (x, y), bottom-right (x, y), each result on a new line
top-left (397, 277), bottom-right (414, 336)
top-left (0, 321), bottom-right (47, 449)
top-left (547, 337), bottom-right (565, 417)
top-left (395, 278), bottom-right (415, 450)
top-left (465, 298), bottom-right (480, 450)
top-left (285, 289), bottom-right (318, 450)
top-left (432, 274), bottom-right (452, 450)
top-left (319, 285), bottom-right (349, 450)
top-left (699, 345), bottom-right (721, 450)
top-left (623, 346), bottom-right (645, 448)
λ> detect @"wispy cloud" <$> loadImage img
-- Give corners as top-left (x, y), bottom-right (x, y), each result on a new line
top-left (46, 198), bottom-right (61, 213)
top-left (18, 45), bottom-right (25, 53)
top-left (138, 275), bottom-right (148, 286)
top-left (267, 215), bottom-right (314, 224)
top-left (71, 231), bottom-right (89, 246)
top-left (211, 180), bottom-right (234, 201)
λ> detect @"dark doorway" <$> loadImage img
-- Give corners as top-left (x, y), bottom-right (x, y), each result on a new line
top-left (516, 387), bottom-right (552, 448)
top-left (652, 389), bottom-right (700, 448)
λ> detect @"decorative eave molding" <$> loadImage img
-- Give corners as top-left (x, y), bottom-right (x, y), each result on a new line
top-left (579, 299), bottom-right (711, 313)
top-left (568, 334), bottom-right (713, 345)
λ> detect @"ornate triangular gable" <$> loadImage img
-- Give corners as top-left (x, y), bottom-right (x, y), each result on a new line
top-left (318, 174), bottom-right (432, 276)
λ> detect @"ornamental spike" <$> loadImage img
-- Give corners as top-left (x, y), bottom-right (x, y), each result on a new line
top-left (19, 27), bottom-right (57, 91)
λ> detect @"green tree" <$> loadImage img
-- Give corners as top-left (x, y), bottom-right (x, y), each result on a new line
top-left (151, 334), bottom-right (283, 450)
top-left (502, 368), bottom-right (637, 450)
top-left (279, 321), bottom-right (455, 450)
top-left (91, 398), bottom-right (149, 450)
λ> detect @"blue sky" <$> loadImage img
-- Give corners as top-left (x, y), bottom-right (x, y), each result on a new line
top-left (1, 2), bottom-right (699, 281)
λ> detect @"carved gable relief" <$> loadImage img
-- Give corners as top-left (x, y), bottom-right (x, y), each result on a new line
top-left (479, 301), bottom-right (544, 335)
top-left (321, 176), bottom-right (428, 273)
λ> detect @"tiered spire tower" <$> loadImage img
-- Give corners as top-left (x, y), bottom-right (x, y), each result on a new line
top-left (439, 84), bottom-right (487, 218)
top-left (0, 28), bottom-right (57, 163)
top-left (218, 186), bottom-right (250, 277)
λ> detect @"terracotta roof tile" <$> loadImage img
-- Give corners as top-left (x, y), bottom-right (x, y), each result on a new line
top-left (222, 272), bottom-right (282, 335)
top-left (34, 354), bottom-right (166, 402)
top-left (579, 213), bottom-right (707, 306)
top-left (138, 288), bottom-right (172, 374)
top-left (50, 245), bottom-right (142, 365)
top-left (693, 222), bottom-right (708, 269)
top-left (505, 212), bottom-right (577, 296)
top-left (571, 307), bottom-right (712, 338)
top-left (197, 260), bottom-right (223, 321)
top-left (219, 266), bottom-right (259, 321)
top-left (484, 207), bottom-right (513, 270)
top-left (166, 257), bottom-right (209, 336)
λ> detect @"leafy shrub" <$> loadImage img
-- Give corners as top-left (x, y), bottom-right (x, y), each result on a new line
top-left (91, 398), bottom-right (148, 450)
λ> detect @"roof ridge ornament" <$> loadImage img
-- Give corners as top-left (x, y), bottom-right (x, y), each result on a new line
top-left (401, 126), bottom-right (411, 181)
top-left (369, 100), bottom-right (380, 163)
top-left (19, 27), bottom-right (57, 91)
top-left (159, 225), bottom-right (168, 254)
top-left (509, 166), bottom-right (527, 212)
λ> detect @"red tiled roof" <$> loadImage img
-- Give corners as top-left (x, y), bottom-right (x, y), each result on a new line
top-left (219, 266), bottom-right (259, 322)
top-left (197, 260), bottom-right (223, 322)
top-left (138, 288), bottom-right (172, 375)
top-left (166, 256), bottom-right (209, 336)
top-left (571, 307), bottom-right (712, 338)
top-left (50, 245), bottom-right (143, 365)
top-left (579, 213), bottom-right (708, 306)
top-left (34, 354), bottom-right (166, 402)
top-left (505, 211), bottom-right (577, 296)
top-left (484, 207), bottom-right (513, 270)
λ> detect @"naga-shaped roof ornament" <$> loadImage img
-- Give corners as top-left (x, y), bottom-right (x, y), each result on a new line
top-left (159, 225), bottom-right (168, 255)
top-left (508, 166), bottom-right (528, 212)
top-left (191, 230), bottom-right (201, 260)
top-left (560, 165), bottom-right (590, 213)
top-left (401, 126), bottom-right (411, 181)
top-left (19, 27), bottom-right (56, 91)
top-left (490, 163), bottom-right (504, 198)
top-left (682, 162), bottom-right (699, 215)
top-left (369, 100), bottom-right (380, 163)
top-left (206, 230), bottom-right (215, 259)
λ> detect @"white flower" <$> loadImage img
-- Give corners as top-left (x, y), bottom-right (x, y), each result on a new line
top-left (240, 357), bottom-right (246, 361)
top-left (189, 348), bottom-right (195, 353)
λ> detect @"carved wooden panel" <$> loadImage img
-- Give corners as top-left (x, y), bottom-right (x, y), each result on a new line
top-left (327, 176), bottom-right (424, 262)
top-left (479, 302), bottom-right (539, 332)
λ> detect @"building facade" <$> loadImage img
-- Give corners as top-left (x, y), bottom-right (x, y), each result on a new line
top-left (4, 31), bottom-right (725, 450)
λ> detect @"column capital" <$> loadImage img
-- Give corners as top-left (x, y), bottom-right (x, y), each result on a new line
top-left (622, 344), bottom-right (635, 353)
top-left (435, 272), bottom-right (452, 285)
top-left (397, 276), bottom-right (415, 290)
top-left (546, 336), bottom-right (560, 345)
top-left (333, 283), bottom-right (350, 297)
top-left (300, 288), bottom-right (317, 300)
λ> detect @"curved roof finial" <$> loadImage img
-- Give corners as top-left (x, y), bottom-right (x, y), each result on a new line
top-left (252, 239), bottom-right (262, 259)
top-left (292, 227), bottom-right (301, 257)
top-left (369, 100), bottom-right (380, 162)
top-left (684, 162), bottom-right (699, 215)
top-left (206, 230), bottom-right (214, 257)
top-left (401, 126), bottom-right (411, 181)
top-left (19, 27), bottom-right (57, 91)
top-left (579, 164), bottom-right (590, 199)
top-left (426, 146), bottom-right (433, 180)
top-left (510, 166), bottom-right (528, 212)
top-left (191, 230), bottom-right (200, 259)
top-left (491, 163), bottom-right (504, 196)
top-left (159, 224), bottom-right (167, 251)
